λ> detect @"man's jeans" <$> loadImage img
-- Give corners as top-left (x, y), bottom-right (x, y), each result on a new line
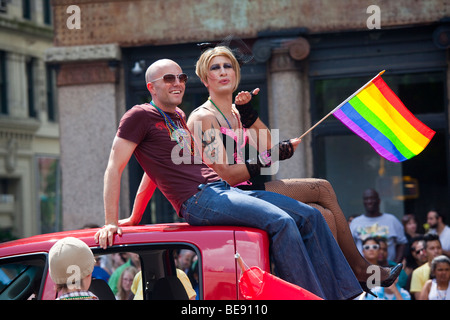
top-left (180, 180), bottom-right (362, 300)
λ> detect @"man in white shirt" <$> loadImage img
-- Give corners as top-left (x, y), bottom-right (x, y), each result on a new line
top-left (350, 189), bottom-right (407, 263)
top-left (427, 209), bottom-right (450, 257)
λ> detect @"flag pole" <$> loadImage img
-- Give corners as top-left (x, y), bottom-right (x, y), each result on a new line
top-left (235, 253), bottom-right (248, 272)
top-left (298, 70), bottom-right (385, 140)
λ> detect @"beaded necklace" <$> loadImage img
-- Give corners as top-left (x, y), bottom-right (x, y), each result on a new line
top-left (208, 98), bottom-right (235, 129)
top-left (150, 101), bottom-right (196, 154)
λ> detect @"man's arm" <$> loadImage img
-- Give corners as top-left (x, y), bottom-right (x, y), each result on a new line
top-left (120, 172), bottom-right (157, 226)
top-left (95, 136), bottom-right (137, 249)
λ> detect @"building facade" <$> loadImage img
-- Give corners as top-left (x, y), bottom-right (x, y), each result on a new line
top-left (0, 0), bottom-right (59, 240)
top-left (47, 0), bottom-right (449, 231)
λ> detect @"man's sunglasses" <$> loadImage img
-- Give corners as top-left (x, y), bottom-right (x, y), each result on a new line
top-left (149, 73), bottom-right (188, 84)
top-left (363, 244), bottom-right (380, 250)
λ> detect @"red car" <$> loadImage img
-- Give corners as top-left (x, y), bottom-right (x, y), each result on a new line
top-left (0, 223), bottom-right (270, 300)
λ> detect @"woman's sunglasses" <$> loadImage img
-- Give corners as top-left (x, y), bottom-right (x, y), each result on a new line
top-left (149, 73), bottom-right (188, 84)
top-left (363, 244), bottom-right (380, 250)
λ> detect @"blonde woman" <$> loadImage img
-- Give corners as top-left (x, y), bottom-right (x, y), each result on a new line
top-left (188, 45), bottom-right (401, 289)
top-left (115, 266), bottom-right (137, 300)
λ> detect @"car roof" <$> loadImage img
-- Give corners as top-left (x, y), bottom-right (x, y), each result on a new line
top-left (0, 223), bottom-right (266, 258)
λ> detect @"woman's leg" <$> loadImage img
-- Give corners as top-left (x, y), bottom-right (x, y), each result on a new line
top-left (265, 178), bottom-right (390, 282)
top-left (307, 203), bottom-right (337, 239)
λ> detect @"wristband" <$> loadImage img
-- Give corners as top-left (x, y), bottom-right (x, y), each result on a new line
top-left (277, 140), bottom-right (294, 161)
top-left (235, 101), bottom-right (259, 128)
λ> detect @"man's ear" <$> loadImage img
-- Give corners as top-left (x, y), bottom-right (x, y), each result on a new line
top-left (146, 82), bottom-right (153, 92)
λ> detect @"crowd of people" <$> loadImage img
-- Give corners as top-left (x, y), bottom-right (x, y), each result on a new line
top-left (348, 192), bottom-right (450, 300)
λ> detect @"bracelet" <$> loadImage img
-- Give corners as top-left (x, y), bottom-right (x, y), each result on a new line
top-left (258, 149), bottom-right (272, 167)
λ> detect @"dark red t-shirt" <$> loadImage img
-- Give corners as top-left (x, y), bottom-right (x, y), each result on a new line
top-left (117, 104), bottom-right (220, 215)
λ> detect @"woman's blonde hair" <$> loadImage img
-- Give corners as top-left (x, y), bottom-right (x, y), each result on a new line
top-left (195, 46), bottom-right (241, 92)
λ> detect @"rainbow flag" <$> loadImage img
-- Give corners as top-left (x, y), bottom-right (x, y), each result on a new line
top-left (333, 74), bottom-right (435, 162)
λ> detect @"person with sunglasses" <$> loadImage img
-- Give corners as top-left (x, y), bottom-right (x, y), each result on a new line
top-left (360, 237), bottom-right (411, 300)
top-left (410, 233), bottom-right (443, 299)
top-left (404, 237), bottom-right (427, 277)
top-left (95, 58), bottom-right (365, 300)
top-left (186, 45), bottom-right (401, 291)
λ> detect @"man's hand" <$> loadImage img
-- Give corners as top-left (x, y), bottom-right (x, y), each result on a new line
top-left (94, 224), bottom-right (122, 249)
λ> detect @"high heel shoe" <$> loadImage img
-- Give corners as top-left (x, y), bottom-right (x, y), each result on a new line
top-left (380, 263), bottom-right (403, 287)
top-left (359, 281), bottom-right (377, 298)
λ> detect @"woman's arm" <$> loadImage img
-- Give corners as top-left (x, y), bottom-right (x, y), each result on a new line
top-left (234, 89), bottom-right (273, 151)
top-left (188, 110), bottom-right (251, 186)
top-left (418, 280), bottom-right (431, 300)
top-left (235, 89), bottom-right (302, 154)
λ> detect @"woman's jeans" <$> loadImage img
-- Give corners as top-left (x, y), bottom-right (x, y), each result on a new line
top-left (180, 180), bottom-right (362, 300)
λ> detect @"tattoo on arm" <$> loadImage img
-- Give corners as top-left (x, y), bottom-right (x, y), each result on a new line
top-left (201, 124), bottom-right (221, 163)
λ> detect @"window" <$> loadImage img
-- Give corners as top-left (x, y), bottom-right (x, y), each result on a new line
top-left (43, 0), bottom-right (52, 25)
top-left (26, 58), bottom-right (36, 118)
top-left (46, 65), bottom-right (57, 122)
top-left (37, 156), bottom-right (61, 234)
top-left (0, 0), bottom-right (9, 13)
top-left (91, 245), bottom-right (200, 300)
top-left (0, 51), bottom-right (6, 115)
top-left (22, 0), bottom-right (31, 20)
top-left (0, 254), bottom-right (47, 300)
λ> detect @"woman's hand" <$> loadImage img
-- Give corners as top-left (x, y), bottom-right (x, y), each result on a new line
top-left (118, 217), bottom-right (136, 226)
top-left (290, 137), bottom-right (302, 152)
top-left (235, 88), bottom-right (259, 105)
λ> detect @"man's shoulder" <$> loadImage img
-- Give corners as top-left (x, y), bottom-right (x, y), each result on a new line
top-left (443, 225), bottom-right (450, 234)
top-left (128, 103), bottom-right (153, 114)
top-left (413, 262), bottom-right (429, 275)
top-left (121, 104), bottom-right (159, 122)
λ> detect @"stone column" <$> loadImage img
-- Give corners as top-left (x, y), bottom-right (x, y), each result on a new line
top-left (267, 37), bottom-right (312, 180)
top-left (45, 44), bottom-right (128, 230)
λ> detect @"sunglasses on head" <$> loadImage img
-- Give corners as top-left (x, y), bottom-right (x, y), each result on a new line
top-left (149, 73), bottom-right (188, 84)
top-left (363, 244), bottom-right (380, 250)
